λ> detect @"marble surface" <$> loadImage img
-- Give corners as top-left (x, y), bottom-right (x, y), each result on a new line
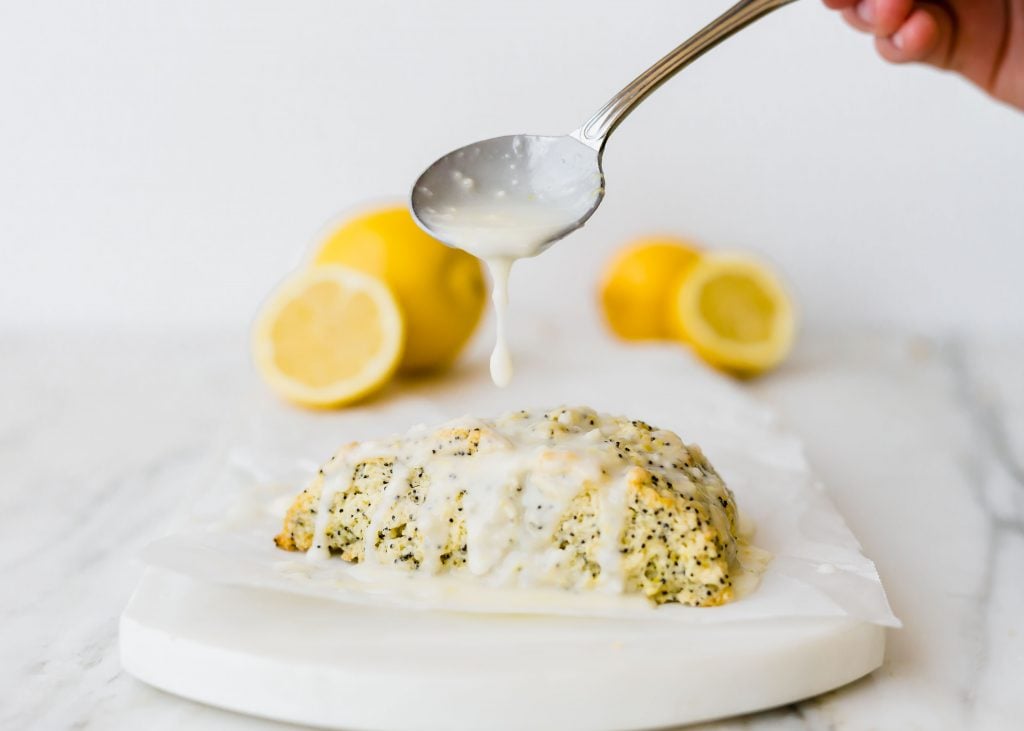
top-left (1, 326), bottom-right (1022, 730)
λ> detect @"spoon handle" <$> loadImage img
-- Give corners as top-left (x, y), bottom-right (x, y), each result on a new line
top-left (573, 0), bottom-right (800, 149)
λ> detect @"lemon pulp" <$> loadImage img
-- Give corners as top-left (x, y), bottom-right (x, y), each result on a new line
top-left (253, 266), bottom-right (404, 407)
top-left (671, 253), bottom-right (795, 376)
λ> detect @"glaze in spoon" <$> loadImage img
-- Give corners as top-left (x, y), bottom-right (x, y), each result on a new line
top-left (410, 0), bottom-right (799, 386)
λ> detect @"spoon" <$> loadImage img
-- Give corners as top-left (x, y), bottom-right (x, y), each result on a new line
top-left (409, 0), bottom-right (799, 386)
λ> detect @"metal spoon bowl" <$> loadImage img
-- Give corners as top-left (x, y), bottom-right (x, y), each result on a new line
top-left (411, 134), bottom-right (603, 259)
top-left (411, 0), bottom-right (798, 253)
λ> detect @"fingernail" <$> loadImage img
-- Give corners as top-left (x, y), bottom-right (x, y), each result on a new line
top-left (892, 30), bottom-right (905, 49)
top-left (856, 0), bottom-right (875, 24)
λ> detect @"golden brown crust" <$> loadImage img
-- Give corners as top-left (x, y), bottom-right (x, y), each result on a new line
top-left (621, 467), bottom-right (734, 606)
top-left (274, 488), bottom-right (318, 551)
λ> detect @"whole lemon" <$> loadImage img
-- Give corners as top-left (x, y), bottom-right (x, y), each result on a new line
top-left (313, 206), bottom-right (486, 372)
top-left (599, 237), bottom-right (701, 340)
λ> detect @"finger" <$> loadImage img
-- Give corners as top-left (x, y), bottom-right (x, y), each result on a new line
top-left (841, 5), bottom-right (874, 32)
top-left (872, 0), bottom-right (915, 37)
top-left (875, 5), bottom-right (954, 67)
top-left (822, 0), bottom-right (858, 9)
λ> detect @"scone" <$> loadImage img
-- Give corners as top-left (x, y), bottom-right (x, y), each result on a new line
top-left (275, 406), bottom-right (740, 606)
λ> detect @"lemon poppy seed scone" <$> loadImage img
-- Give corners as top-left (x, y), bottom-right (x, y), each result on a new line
top-left (275, 407), bottom-right (741, 607)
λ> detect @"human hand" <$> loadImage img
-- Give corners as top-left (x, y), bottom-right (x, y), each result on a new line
top-left (822, 0), bottom-right (1024, 111)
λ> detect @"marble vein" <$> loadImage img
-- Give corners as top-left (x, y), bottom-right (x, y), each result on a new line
top-left (944, 339), bottom-right (1024, 727)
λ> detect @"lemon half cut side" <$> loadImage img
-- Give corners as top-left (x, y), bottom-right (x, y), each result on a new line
top-left (253, 265), bottom-right (405, 407)
top-left (671, 252), bottom-right (796, 377)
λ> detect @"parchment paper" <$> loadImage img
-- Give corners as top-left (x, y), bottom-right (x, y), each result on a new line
top-left (143, 330), bottom-right (900, 627)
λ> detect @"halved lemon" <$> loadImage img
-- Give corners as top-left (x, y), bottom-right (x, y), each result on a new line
top-left (599, 237), bottom-right (702, 340)
top-left (313, 206), bottom-right (486, 373)
top-left (253, 266), bottom-right (404, 407)
top-left (669, 252), bottom-right (795, 376)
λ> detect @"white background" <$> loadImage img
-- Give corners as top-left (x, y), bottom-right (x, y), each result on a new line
top-left (2, 0), bottom-right (1021, 333)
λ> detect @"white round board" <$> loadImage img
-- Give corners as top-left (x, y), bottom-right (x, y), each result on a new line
top-left (120, 568), bottom-right (885, 730)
